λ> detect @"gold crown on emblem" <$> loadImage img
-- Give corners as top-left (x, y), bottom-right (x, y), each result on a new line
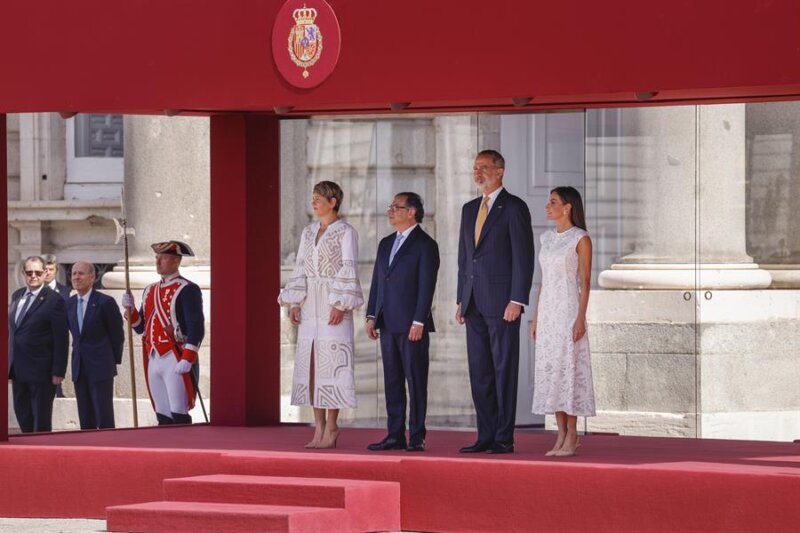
top-left (293, 6), bottom-right (318, 25)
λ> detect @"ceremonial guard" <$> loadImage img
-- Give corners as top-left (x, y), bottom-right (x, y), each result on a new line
top-left (122, 241), bottom-right (205, 425)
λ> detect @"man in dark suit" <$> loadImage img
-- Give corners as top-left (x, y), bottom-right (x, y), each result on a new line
top-left (42, 254), bottom-right (70, 398)
top-left (366, 192), bottom-right (440, 452)
top-left (43, 254), bottom-right (72, 300)
top-left (67, 260), bottom-right (124, 429)
top-left (7, 255), bottom-right (69, 433)
top-left (456, 150), bottom-right (534, 454)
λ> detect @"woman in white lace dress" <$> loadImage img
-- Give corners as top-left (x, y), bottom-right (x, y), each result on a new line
top-left (278, 181), bottom-right (364, 449)
top-left (530, 186), bottom-right (595, 457)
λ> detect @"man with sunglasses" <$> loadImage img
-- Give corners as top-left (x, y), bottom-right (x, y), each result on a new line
top-left (7, 256), bottom-right (69, 432)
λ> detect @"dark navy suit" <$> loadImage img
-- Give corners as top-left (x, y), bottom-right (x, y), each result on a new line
top-left (67, 290), bottom-right (124, 429)
top-left (52, 281), bottom-right (71, 300)
top-left (8, 285), bottom-right (69, 432)
top-left (367, 225), bottom-right (440, 445)
top-left (457, 188), bottom-right (534, 447)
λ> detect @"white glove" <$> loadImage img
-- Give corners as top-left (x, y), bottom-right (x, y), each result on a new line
top-left (174, 359), bottom-right (193, 374)
top-left (121, 293), bottom-right (135, 310)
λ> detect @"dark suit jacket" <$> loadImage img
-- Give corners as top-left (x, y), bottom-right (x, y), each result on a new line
top-left (67, 290), bottom-right (124, 383)
top-left (8, 286), bottom-right (69, 383)
top-left (53, 281), bottom-right (71, 300)
top-left (367, 225), bottom-right (440, 334)
top-left (457, 188), bottom-right (535, 318)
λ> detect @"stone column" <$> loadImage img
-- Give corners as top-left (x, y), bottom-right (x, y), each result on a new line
top-left (427, 114), bottom-right (479, 424)
top-left (599, 105), bottom-right (771, 289)
top-left (104, 116), bottom-right (210, 289)
top-left (745, 102), bottom-right (800, 288)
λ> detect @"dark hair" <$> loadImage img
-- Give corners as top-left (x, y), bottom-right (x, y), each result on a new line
top-left (551, 186), bottom-right (587, 231)
top-left (42, 254), bottom-right (58, 266)
top-left (477, 149), bottom-right (505, 169)
top-left (313, 181), bottom-right (344, 213)
top-left (396, 192), bottom-right (424, 223)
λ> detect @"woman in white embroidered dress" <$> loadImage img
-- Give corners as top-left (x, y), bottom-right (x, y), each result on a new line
top-left (278, 181), bottom-right (364, 449)
top-left (530, 186), bottom-right (595, 457)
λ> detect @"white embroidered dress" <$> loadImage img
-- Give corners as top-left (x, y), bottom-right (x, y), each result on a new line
top-left (278, 220), bottom-right (364, 409)
top-left (531, 226), bottom-right (596, 417)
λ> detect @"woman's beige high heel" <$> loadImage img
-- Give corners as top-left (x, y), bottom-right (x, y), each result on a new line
top-left (317, 428), bottom-right (340, 449)
top-left (304, 426), bottom-right (325, 448)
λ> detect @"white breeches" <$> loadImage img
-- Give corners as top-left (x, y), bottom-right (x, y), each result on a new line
top-left (148, 349), bottom-right (188, 416)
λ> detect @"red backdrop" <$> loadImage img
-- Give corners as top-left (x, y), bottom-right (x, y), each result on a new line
top-left (0, 1), bottom-right (799, 113)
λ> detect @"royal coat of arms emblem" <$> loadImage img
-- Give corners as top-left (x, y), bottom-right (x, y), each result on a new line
top-left (272, 0), bottom-right (340, 89)
top-left (288, 6), bottom-right (322, 79)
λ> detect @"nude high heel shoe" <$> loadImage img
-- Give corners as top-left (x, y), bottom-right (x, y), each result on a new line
top-left (304, 426), bottom-right (325, 448)
top-left (317, 428), bottom-right (340, 449)
top-left (554, 439), bottom-right (581, 457)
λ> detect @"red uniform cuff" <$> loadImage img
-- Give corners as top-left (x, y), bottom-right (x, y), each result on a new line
top-left (181, 348), bottom-right (199, 363)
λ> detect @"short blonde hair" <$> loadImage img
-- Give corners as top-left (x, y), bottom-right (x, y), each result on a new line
top-left (313, 181), bottom-right (344, 212)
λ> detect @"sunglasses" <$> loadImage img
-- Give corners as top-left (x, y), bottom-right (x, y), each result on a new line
top-left (24, 270), bottom-right (44, 277)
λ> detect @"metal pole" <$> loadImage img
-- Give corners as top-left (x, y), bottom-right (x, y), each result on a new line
top-left (189, 370), bottom-right (208, 423)
top-left (122, 217), bottom-right (139, 428)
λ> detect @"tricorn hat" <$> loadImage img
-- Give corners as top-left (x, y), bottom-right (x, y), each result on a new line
top-left (151, 240), bottom-right (195, 257)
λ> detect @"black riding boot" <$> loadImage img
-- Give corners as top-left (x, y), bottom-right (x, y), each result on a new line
top-left (171, 412), bottom-right (192, 425)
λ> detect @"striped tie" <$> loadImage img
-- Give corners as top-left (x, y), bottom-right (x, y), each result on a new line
top-left (474, 196), bottom-right (490, 246)
top-left (15, 292), bottom-right (33, 326)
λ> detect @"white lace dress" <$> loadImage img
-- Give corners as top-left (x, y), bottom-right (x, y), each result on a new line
top-left (531, 226), bottom-right (596, 416)
top-left (278, 219), bottom-right (364, 409)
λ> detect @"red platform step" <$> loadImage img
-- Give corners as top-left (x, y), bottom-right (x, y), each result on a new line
top-left (106, 475), bottom-right (401, 533)
top-left (106, 500), bottom-right (344, 533)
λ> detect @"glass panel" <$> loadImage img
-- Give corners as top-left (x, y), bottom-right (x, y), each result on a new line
top-left (481, 111), bottom-right (587, 432)
top-left (585, 107), bottom-right (699, 437)
top-left (696, 102), bottom-right (800, 441)
top-left (280, 114), bottom-right (482, 432)
top-left (280, 108), bottom-right (707, 442)
top-left (279, 117), bottom-right (380, 427)
top-left (426, 114), bottom-right (478, 428)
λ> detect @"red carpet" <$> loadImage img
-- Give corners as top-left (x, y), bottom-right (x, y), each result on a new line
top-left (2, 425), bottom-right (800, 532)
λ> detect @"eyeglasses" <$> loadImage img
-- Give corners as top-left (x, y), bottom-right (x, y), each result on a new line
top-left (24, 270), bottom-right (44, 277)
top-left (387, 204), bottom-right (409, 211)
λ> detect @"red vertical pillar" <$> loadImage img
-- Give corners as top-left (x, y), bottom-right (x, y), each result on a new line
top-left (210, 114), bottom-right (281, 426)
top-left (1, 116), bottom-right (8, 441)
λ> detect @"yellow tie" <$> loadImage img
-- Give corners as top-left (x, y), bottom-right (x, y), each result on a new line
top-left (474, 196), bottom-right (490, 246)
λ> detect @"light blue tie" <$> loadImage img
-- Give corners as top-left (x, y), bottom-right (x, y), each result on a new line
top-left (77, 297), bottom-right (84, 333)
top-left (389, 233), bottom-right (404, 265)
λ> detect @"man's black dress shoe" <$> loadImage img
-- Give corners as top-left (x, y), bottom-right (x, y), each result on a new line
top-left (459, 442), bottom-right (492, 453)
top-left (486, 442), bottom-right (514, 454)
top-left (406, 441), bottom-right (425, 452)
top-left (367, 437), bottom-right (407, 451)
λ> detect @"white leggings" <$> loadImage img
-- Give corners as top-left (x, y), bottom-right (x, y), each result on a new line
top-left (148, 349), bottom-right (188, 416)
